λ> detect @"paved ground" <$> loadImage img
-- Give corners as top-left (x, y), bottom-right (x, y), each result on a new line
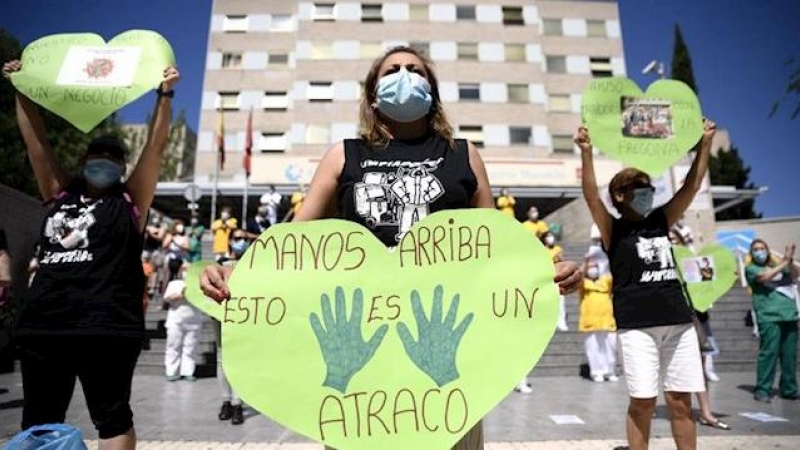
top-left (2, 371), bottom-right (799, 448)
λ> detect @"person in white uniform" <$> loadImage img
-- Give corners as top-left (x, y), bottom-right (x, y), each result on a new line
top-left (163, 265), bottom-right (205, 381)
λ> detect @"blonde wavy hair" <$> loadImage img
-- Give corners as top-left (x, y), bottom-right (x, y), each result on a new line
top-left (359, 46), bottom-right (455, 150)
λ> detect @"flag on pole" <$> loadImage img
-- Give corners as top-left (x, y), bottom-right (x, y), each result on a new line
top-left (216, 108), bottom-right (226, 171)
top-left (244, 107), bottom-right (253, 178)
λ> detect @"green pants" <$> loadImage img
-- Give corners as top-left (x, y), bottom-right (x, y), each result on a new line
top-left (755, 320), bottom-right (798, 397)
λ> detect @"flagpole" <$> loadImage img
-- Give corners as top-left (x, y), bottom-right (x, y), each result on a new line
top-left (211, 107), bottom-right (222, 226)
top-left (242, 176), bottom-right (249, 228)
top-left (241, 107), bottom-right (253, 229)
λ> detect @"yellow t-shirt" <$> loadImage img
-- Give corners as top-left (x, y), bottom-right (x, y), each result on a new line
top-left (212, 218), bottom-right (238, 254)
top-left (522, 219), bottom-right (549, 238)
top-left (496, 195), bottom-right (516, 216)
top-left (547, 244), bottom-right (563, 263)
top-left (579, 275), bottom-right (616, 332)
top-left (291, 192), bottom-right (305, 215)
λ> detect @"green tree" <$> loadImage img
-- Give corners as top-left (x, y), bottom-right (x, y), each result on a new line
top-left (769, 57), bottom-right (800, 119)
top-left (708, 145), bottom-right (761, 220)
top-left (670, 25), bottom-right (698, 93)
top-left (0, 28), bottom-right (127, 200)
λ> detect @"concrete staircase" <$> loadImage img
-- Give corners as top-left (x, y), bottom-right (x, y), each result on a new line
top-left (135, 239), bottom-right (777, 378)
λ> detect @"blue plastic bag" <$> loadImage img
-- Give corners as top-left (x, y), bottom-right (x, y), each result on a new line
top-left (1, 424), bottom-right (88, 450)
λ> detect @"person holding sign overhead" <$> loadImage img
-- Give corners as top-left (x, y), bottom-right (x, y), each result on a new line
top-left (3, 59), bottom-right (179, 450)
top-left (201, 46), bottom-right (582, 450)
top-left (575, 118), bottom-right (716, 450)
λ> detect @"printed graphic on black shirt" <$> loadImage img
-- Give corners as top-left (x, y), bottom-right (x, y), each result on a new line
top-left (635, 236), bottom-right (678, 282)
top-left (355, 158), bottom-right (444, 242)
top-left (40, 200), bottom-right (100, 264)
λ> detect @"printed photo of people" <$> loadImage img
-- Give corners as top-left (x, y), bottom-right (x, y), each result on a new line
top-left (620, 97), bottom-right (674, 139)
top-left (680, 256), bottom-right (716, 283)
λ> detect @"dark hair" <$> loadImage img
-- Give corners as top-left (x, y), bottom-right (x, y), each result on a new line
top-left (608, 168), bottom-right (651, 211)
top-left (359, 46), bottom-right (454, 149)
top-left (87, 134), bottom-right (127, 163)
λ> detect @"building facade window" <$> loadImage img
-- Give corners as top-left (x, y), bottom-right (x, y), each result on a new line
top-left (313, 3), bottom-right (336, 21)
top-left (307, 82), bottom-right (334, 102)
top-left (306, 125), bottom-right (330, 144)
top-left (509, 127), bottom-right (532, 145)
top-left (590, 57), bottom-right (613, 77)
top-left (221, 52), bottom-right (242, 69)
top-left (217, 92), bottom-right (240, 110)
top-left (457, 42), bottom-right (478, 60)
top-left (263, 92), bottom-right (289, 110)
top-left (360, 42), bottom-right (383, 59)
top-left (587, 20), bottom-right (606, 37)
top-left (507, 84), bottom-right (529, 103)
top-left (545, 56), bottom-right (567, 73)
top-left (260, 133), bottom-right (287, 152)
top-left (552, 135), bottom-right (575, 154)
top-left (409, 4), bottom-right (428, 21)
top-left (268, 54), bottom-right (289, 69)
top-left (542, 19), bottom-right (562, 36)
top-left (456, 5), bottom-right (475, 20)
top-left (505, 44), bottom-right (526, 62)
top-left (223, 15), bottom-right (248, 32)
top-left (458, 83), bottom-right (480, 101)
top-left (310, 41), bottom-right (333, 59)
top-left (409, 41), bottom-right (429, 56)
top-left (361, 4), bottom-right (383, 22)
top-left (271, 14), bottom-right (295, 32)
top-left (502, 6), bottom-right (524, 26)
top-left (459, 125), bottom-right (484, 148)
top-left (548, 94), bottom-right (572, 112)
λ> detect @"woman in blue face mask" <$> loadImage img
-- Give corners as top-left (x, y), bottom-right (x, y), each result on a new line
top-left (3, 59), bottom-right (179, 450)
top-left (745, 239), bottom-right (798, 403)
top-left (200, 46), bottom-right (583, 450)
top-left (575, 118), bottom-right (717, 450)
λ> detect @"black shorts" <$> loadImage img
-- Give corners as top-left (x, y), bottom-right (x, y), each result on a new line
top-left (18, 335), bottom-right (142, 439)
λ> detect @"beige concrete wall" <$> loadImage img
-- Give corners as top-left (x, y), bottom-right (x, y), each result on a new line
top-left (717, 217), bottom-right (800, 255)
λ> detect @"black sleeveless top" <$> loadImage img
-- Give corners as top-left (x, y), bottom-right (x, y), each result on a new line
top-left (17, 182), bottom-right (146, 338)
top-left (338, 135), bottom-right (478, 247)
top-left (606, 207), bottom-right (693, 329)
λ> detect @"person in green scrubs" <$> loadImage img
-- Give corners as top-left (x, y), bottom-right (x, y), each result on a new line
top-left (745, 239), bottom-right (798, 403)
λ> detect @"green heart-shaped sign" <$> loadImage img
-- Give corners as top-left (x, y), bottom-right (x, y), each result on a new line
top-left (11, 30), bottom-right (175, 133)
top-left (673, 244), bottom-right (737, 312)
top-left (581, 77), bottom-right (703, 177)
top-left (186, 210), bottom-right (558, 450)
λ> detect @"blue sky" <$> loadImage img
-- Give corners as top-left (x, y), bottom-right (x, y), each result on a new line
top-left (3, 0), bottom-right (799, 218)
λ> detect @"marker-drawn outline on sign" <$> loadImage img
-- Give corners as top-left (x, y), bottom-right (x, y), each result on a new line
top-left (309, 286), bottom-right (389, 393)
top-left (397, 285), bottom-right (474, 387)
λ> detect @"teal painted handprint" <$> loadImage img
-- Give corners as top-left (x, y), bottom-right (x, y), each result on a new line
top-left (397, 285), bottom-right (474, 387)
top-left (310, 287), bottom-right (389, 393)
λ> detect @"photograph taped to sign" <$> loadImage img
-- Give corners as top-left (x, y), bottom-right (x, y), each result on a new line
top-left (56, 46), bottom-right (141, 87)
top-left (621, 97), bottom-right (674, 139)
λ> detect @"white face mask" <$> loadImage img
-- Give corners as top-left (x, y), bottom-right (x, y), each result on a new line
top-left (587, 268), bottom-right (600, 279)
top-left (221, 212), bottom-right (230, 220)
top-left (175, 225), bottom-right (184, 234)
top-left (545, 236), bottom-right (555, 246)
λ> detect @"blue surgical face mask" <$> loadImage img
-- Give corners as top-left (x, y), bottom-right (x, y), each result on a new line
top-left (375, 67), bottom-right (433, 123)
top-left (231, 239), bottom-right (248, 256)
top-left (630, 187), bottom-right (654, 217)
top-left (752, 249), bottom-right (768, 265)
top-left (83, 159), bottom-right (122, 189)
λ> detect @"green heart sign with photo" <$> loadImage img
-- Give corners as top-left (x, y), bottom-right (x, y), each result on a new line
top-left (673, 244), bottom-right (737, 312)
top-left (11, 30), bottom-right (175, 133)
top-left (185, 210), bottom-right (559, 450)
top-left (581, 77), bottom-right (703, 177)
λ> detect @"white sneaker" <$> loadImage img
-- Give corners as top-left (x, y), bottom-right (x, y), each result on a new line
top-left (557, 322), bottom-right (568, 332)
top-left (706, 371), bottom-right (720, 382)
top-left (515, 382), bottom-right (533, 394)
top-left (592, 375), bottom-right (605, 383)
top-left (606, 374), bottom-right (619, 382)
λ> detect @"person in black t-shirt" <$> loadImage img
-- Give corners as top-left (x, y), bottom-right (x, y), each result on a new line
top-left (576, 119), bottom-right (716, 450)
top-left (201, 46), bottom-right (583, 450)
top-left (3, 59), bottom-right (179, 450)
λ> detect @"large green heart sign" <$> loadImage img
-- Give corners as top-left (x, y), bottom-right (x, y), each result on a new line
top-left (11, 30), bottom-right (175, 133)
top-left (186, 210), bottom-right (559, 450)
top-left (581, 77), bottom-right (703, 177)
top-left (673, 244), bottom-right (737, 312)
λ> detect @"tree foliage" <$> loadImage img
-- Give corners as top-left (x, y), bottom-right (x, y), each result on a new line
top-left (670, 25), bottom-right (698, 94)
top-left (769, 57), bottom-right (800, 119)
top-left (0, 28), bottom-right (127, 200)
top-left (708, 146), bottom-right (761, 220)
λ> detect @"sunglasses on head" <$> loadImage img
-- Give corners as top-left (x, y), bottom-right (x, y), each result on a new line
top-left (629, 180), bottom-right (654, 192)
